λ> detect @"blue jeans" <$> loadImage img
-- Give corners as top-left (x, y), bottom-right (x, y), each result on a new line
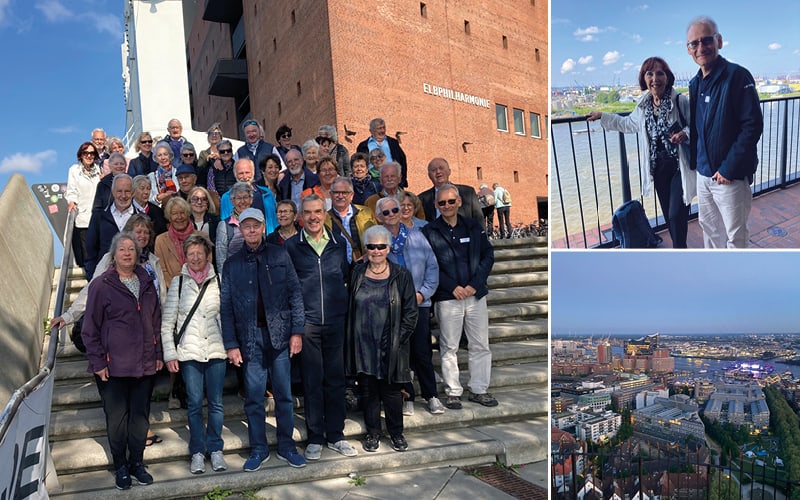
top-left (243, 327), bottom-right (296, 456)
top-left (181, 359), bottom-right (226, 455)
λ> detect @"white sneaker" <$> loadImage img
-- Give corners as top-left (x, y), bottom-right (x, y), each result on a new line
top-left (210, 450), bottom-right (227, 471)
top-left (327, 439), bottom-right (358, 457)
top-left (190, 453), bottom-right (205, 474)
top-left (402, 400), bottom-right (414, 416)
top-left (427, 396), bottom-right (446, 414)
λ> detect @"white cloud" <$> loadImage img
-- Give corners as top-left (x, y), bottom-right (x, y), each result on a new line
top-left (623, 62), bottom-right (635, 70)
top-left (50, 125), bottom-right (81, 134)
top-left (603, 51), bottom-right (621, 65)
top-left (0, 150), bottom-right (57, 174)
top-left (586, 66), bottom-right (596, 73)
top-left (630, 34), bottom-right (642, 44)
top-left (0, 0), bottom-right (11, 24)
top-left (768, 43), bottom-right (782, 51)
top-left (575, 26), bottom-right (601, 41)
top-left (34, 0), bottom-right (72, 23)
top-left (561, 58), bottom-right (576, 74)
top-left (34, 0), bottom-right (121, 38)
top-left (632, 4), bottom-right (649, 12)
top-left (578, 56), bottom-right (593, 65)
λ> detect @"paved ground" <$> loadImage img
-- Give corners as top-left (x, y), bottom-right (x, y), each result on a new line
top-left (245, 460), bottom-right (548, 499)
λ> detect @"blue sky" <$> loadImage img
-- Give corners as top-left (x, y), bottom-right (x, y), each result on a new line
top-left (0, 0), bottom-right (125, 192)
top-left (551, 251), bottom-right (800, 335)
top-left (552, 0), bottom-right (800, 88)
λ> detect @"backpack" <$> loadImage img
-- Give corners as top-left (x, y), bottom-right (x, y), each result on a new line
top-left (612, 200), bottom-right (662, 248)
top-left (480, 193), bottom-right (495, 207)
top-left (501, 189), bottom-right (511, 204)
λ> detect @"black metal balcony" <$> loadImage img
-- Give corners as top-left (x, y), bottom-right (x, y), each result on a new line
top-left (203, 0), bottom-right (242, 24)
top-left (208, 58), bottom-right (248, 98)
top-left (551, 95), bottom-right (800, 248)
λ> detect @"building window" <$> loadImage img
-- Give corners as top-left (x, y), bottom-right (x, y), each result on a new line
top-left (277, 102), bottom-right (282, 116)
top-left (535, 48), bottom-right (540, 62)
top-left (254, 3), bottom-right (257, 17)
top-left (258, 61), bottom-right (262, 74)
top-left (296, 81), bottom-right (302, 96)
top-left (496, 104), bottom-right (508, 132)
top-left (502, 35), bottom-right (508, 49)
top-left (464, 20), bottom-right (470, 34)
top-left (420, 2), bottom-right (427, 17)
top-left (291, 10), bottom-right (296, 25)
top-left (514, 170), bottom-right (519, 183)
top-left (513, 108), bottom-right (525, 135)
top-left (273, 38), bottom-right (277, 52)
top-left (476, 166), bottom-right (482, 180)
top-left (530, 112), bottom-right (541, 138)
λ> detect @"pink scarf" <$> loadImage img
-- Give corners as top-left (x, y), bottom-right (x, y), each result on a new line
top-left (188, 263), bottom-right (210, 285)
top-left (168, 223), bottom-right (195, 264)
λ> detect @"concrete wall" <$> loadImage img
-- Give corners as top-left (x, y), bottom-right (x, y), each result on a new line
top-left (0, 174), bottom-right (54, 408)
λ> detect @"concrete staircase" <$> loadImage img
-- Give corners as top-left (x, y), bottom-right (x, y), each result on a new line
top-left (46, 236), bottom-right (549, 499)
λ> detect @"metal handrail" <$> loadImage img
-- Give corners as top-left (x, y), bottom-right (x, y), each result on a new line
top-left (0, 208), bottom-right (75, 442)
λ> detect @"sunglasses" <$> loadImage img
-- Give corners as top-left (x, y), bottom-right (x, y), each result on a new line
top-left (381, 207), bottom-right (400, 216)
top-left (437, 198), bottom-right (458, 207)
top-left (366, 244), bottom-right (388, 251)
top-left (369, 156), bottom-right (383, 161)
top-left (244, 120), bottom-right (259, 127)
top-left (190, 196), bottom-right (208, 203)
top-left (687, 34), bottom-right (716, 50)
top-left (182, 152), bottom-right (195, 157)
top-left (281, 133), bottom-right (291, 139)
top-left (140, 139), bottom-right (153, 144)
top-left (81, 151), bottom-right (97, 157)
top-left (218, 149), bottom-right (233, 154)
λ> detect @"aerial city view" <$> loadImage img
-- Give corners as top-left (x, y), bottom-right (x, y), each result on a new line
top-left (551, 251), bottom-right (800, 498)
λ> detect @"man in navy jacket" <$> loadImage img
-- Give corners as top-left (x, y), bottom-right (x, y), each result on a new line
top-left (84, 174), bottom-right (140, 279)
top-left (686, 16), bottom-right (762, 248)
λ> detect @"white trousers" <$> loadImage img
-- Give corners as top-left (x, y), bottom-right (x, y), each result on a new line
top-left (435, 296), bottom-right (492, 396)
top-left (697, 174), bottom-right (752, 248)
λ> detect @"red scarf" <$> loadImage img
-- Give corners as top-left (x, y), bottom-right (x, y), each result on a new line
top-left (168, 223), bottom-right (195, 264)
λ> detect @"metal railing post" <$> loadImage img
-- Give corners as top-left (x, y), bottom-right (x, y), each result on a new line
top-left (618, 131), bottom-right (632, 203)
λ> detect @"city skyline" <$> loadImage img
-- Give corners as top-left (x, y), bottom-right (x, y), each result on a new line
top-left (551, 251), bottom-right (800, 335)
top-left (551, 0), bottom-right (800, 88)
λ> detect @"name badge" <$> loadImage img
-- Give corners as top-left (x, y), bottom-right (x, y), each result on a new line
top-left (460, 237), bottom-right (471, 243)
top-left (704, 95), bottom-right (710, 103)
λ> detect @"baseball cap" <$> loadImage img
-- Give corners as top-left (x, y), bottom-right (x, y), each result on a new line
top-left (239, 208), bottom-right (265, 224)
top-left (176, 164), bottom-right (196, 176)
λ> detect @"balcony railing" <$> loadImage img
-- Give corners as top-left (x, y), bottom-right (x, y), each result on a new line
top-left (552, 449), bottom-right (797, 499)
top-left (551, 95), bottom-right (800, 248)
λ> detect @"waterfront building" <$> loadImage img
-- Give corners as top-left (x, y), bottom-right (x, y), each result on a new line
top-left (632, 395), bottom-right (705, 443)
top-left (121, 0), bottom-right (548, 225)
top-left (694, 379), bottom-right (715, 404)
top-left (703, 381), bottom-right (770, 433)
top-left (597, 342), bottom-right (612, 364)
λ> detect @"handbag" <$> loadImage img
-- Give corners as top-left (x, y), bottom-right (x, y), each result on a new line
top-left (173, 275), bottom-right (218, 346)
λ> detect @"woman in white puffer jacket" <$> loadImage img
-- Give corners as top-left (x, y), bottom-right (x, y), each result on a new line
top-left (161, 233), bottom-right (228, 475)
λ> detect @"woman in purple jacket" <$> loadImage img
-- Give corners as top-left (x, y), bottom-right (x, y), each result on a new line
top-left (82, 232), bottom-right (164, 490)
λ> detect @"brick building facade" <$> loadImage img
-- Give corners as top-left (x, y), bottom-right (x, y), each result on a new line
top-left (185, 0), bottom-right (548, 225)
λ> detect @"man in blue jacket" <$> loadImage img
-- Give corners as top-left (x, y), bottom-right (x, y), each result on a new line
top-left (686, 16), bottom-right (763, 248)
top-left (423, 184), bottom-right (497, 410)
top-left (285, 195), bottom-right (358, 461)
top-left (221, 208), bottom-right (307, 471)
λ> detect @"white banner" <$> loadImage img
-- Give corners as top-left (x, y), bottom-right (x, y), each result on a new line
top-left (0, 375), bottom-right (54, 500)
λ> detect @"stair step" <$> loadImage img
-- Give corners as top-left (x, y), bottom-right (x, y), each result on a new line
top-left (486, 285), bottom-right (548, 305)
top-left (487, 271), bottom-right (547, 288)
top-left (490, 258), bottom-right (547, 274)
top-left (487, 301), bottom-right (547, 321)
top-left (50, 384), bottom-right (547, 475)
top-left (492, 245), bottom-right (547, 262)
top-left (49, 417), bottom-right (548, 499)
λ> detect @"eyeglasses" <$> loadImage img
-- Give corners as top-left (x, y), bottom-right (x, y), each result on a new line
top-left (218, 149), bottom-right (233, 154)
top-left (381, 207), bottom-right (400, 216)
top-left (182, 152), bottom-right (195, 157)
top-left (687, 34), bottom-right (717, 50)
top-left (281, 133), bottom-right (291, 139)
top-left (369, 156), bottom-right (383, 161)
top-left (366, 244), bottom-right (388, 251)
top-left (208, 132), bottom-right (222, 138)
top-left (331, 190), bottom-right (352, 197)
top-left (140, 139), bottom-right (153, 144)
top-left (437, 198), bottom-right (458, 207)
top-left (277, 209), bottom-right (295, 215)
top-left (233, 195), bottom-right (253, 202)
top-left (190, 196), bottom-right (208, 203)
